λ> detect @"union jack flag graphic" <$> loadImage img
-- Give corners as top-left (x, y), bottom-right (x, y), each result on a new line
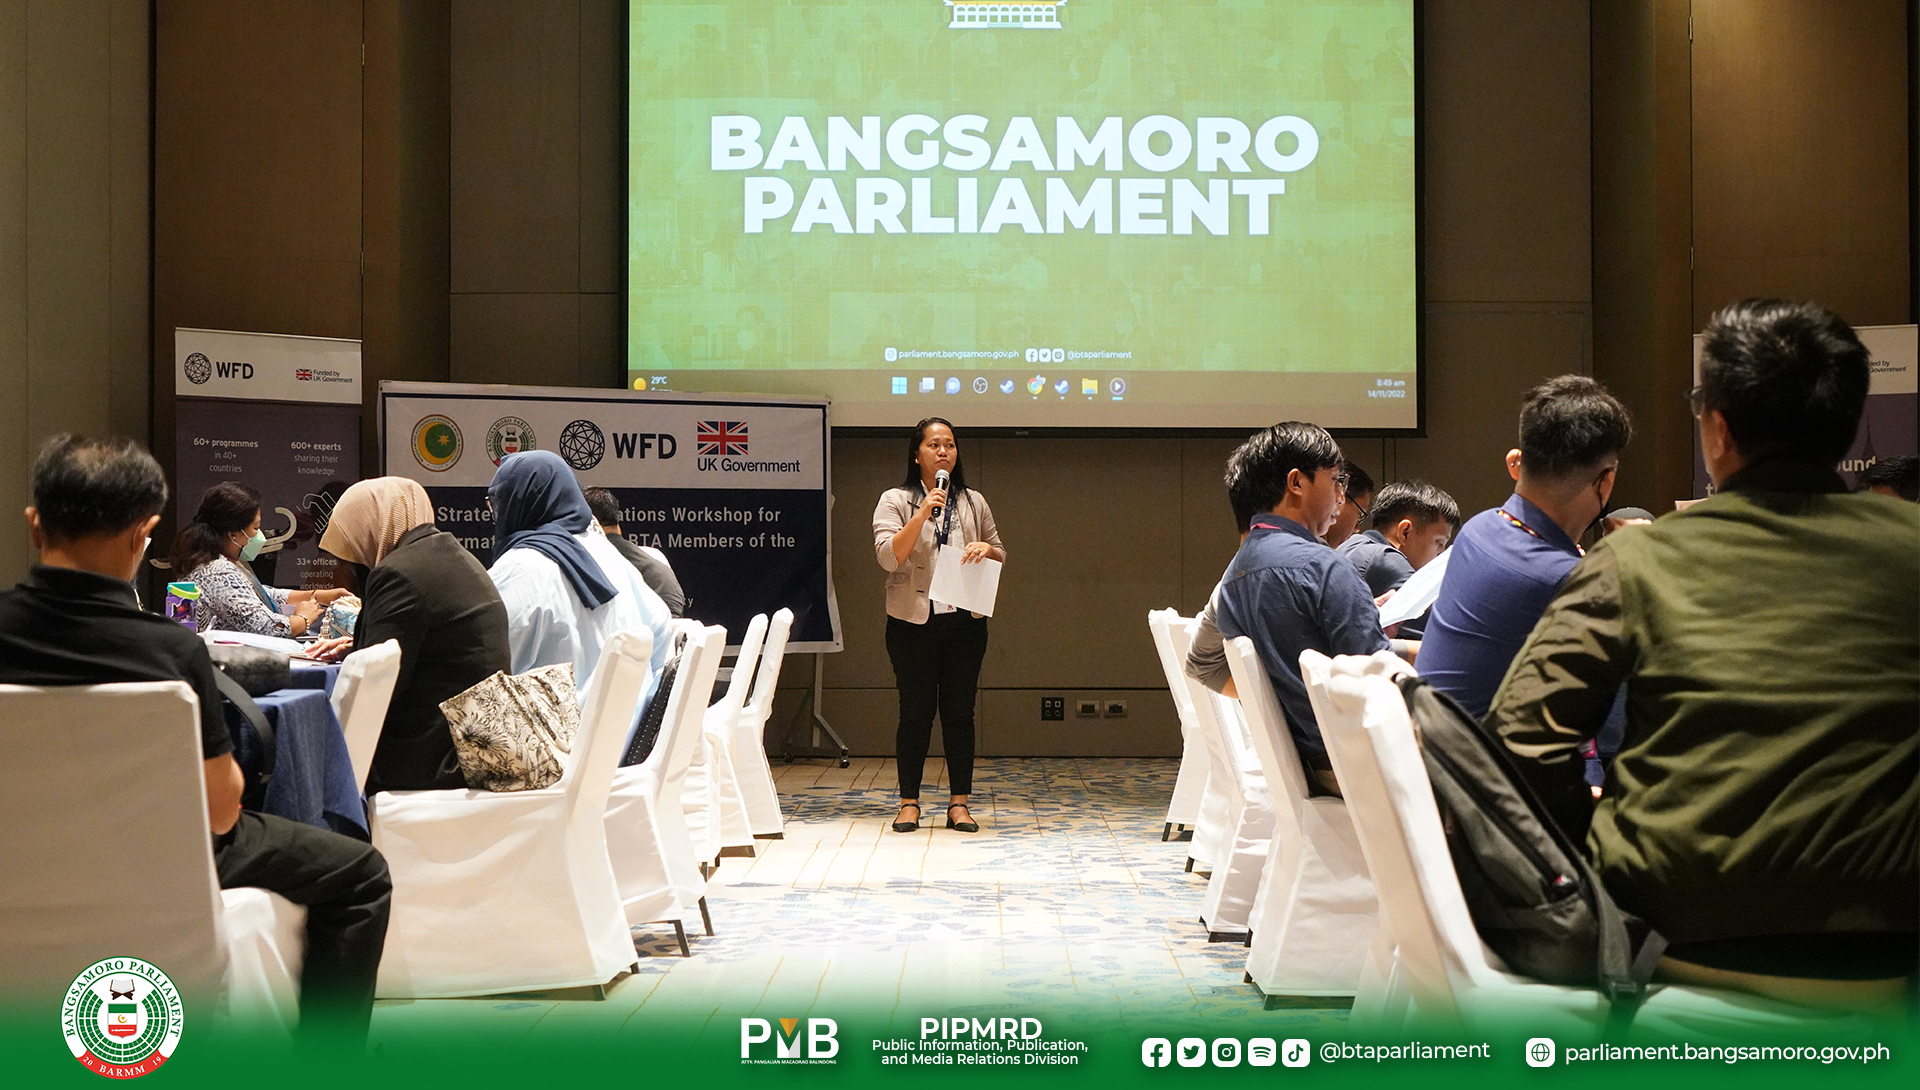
top-left (696, 420), bottom-right (749, 457)
top-left (295, 368), bottom-right (314, 380)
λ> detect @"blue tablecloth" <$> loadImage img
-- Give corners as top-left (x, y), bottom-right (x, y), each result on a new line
top-left (287, 661), bottom-right (341, 695)
top-left (230, 685), bottom-right (366, 838)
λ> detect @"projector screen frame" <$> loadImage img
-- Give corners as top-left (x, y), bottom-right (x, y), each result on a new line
top-left (623, 0), bottom-right (1428, 442)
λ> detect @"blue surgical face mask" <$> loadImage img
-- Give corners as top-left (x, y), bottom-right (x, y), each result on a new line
top-left (237, 529), bottom-right (266, 562)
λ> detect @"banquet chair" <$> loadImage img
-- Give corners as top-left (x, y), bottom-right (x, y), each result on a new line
top-left (368, 629), bottom-right (653, 999)
top-left (1304, 650), bottom-right (1869, 1038)
top-left (1168, 622), bottom-right (1272, 942)
top-left (1145, 609), bottom-right (1210, 844)
top-left (734, 607), bottom-right (794, 839)
top-left (1146, 610), bottom-right (1229, 872)
top-left (330, 639), bottom-right (402, 792)
top-left (605, 622), bottom-right (728, 951)
top-left (0, 682), bottom-right (304, 1033)
top-left (688, 614), bottom-right (766, 863)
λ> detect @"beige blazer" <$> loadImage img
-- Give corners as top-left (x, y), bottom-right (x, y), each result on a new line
top-left (872, 486), bottom-right (1005, 623)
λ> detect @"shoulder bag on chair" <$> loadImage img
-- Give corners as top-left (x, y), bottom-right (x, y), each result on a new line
top-left (207, 643), bottom-right (290, 810)
top-left (1395, 675), bottom-right (1666, 1036)
top-left (441, 663), bottom-right (580, 791)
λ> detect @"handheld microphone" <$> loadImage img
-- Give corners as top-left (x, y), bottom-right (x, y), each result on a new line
top-left (932, 469), bottom-right (950, 513)
top-left (933, 468), bottom-right (953, 542)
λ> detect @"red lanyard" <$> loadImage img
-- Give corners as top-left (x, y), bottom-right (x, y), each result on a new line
top-left (1500, 509), bottom-right (1583, 557)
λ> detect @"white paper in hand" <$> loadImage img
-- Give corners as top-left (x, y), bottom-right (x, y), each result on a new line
top-left (928, 544), bottom-right (1002, 617)
top-left (1377, 548), bottom-right (1450, 628)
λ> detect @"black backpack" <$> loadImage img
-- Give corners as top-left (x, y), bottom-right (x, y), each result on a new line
top-left (1395, 675), bottom-right (1665, 1032)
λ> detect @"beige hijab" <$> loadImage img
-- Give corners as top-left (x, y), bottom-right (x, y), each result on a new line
top-left (320, 477), bottom-right (436, 567)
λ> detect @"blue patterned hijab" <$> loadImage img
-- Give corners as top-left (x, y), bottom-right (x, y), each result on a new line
top-left (488, 451), bottom-right (619, 610)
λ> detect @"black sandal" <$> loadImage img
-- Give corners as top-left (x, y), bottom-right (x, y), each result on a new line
top-left (892, 802), bottom-right (921, 833)
top-left (946, 803), bottom-right (979, 833)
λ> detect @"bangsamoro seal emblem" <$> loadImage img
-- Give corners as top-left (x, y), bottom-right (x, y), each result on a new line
top-left (62, 957), bottom-right (183, 1079)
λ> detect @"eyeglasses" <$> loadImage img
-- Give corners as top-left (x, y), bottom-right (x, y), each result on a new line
top-left (1686, 385), bottom-right (1707, 416)
top-left (1331, 472), bottom-right (1351, 495)
top-left (1349, 494), bottom-right (1370, 518)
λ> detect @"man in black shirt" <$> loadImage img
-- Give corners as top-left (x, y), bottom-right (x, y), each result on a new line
top-left (0, 436), bottom-right (390, 1046)
top-left (584, 486), bottom-right (689, 617)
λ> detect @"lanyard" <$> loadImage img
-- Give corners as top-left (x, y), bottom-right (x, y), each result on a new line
top-left (1500, 509), bottom-right (1582, 557)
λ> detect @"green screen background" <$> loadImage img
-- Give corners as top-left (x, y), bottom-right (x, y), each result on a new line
top-left (628, 0), bottom-right (1417, 429)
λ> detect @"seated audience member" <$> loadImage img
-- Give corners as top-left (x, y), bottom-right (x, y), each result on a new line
top-left (0, 436), bottom-right (390, 1043)
top-left (1419, 375), bottom-right (1634, 719)
top-left (169, 481), bottom-right (349, 637)
top-left (1487, 300), bottom-right (1918, 1007)
top-left (1324, 459), bottom-right (1376, 549)
top-left (487, 451), bottom-right (671, 706)
top-left (1213, 423), bottom-right (1389, 794)
top-left (308, 477), bottom-right (511, 793)
top-left (1183, 451), bottom-right (1262, 697)
top-left (1858, 455), bottom-right (1918, 501)
top-left (1336, 480), bottom-right (1459, 595)
top-left (583, 486), bottom-right (688, 617)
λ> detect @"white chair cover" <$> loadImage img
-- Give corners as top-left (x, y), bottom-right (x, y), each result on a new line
top-left (330, 638), bottom-right (402, 792)
top-left (733, 608), bottom-right (794, 838)
top-left (605, 622), bottom-right (728, 930)
top-left (1307, 650), bottom-right (1869, 1038)
top-left (0, 683), bottom-right (230, 1021)
top-left (690, 614), bottom-right (766, 857)
top-left (1167, 623), bottom-right (1272, 939)
top-left (369, 629), bottom-right (653, 999)
top-left (217, 887), bottom-right (306, 1034)
top-left (1145, 609), bottom-right (1210, 837)
top-left (1146, 611), bottom-right (1229, 871)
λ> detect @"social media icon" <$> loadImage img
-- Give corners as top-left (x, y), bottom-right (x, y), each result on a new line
top-left (999, 379), bottom-right (1015, 394)
top-left (1027, 375), bottom-right (1046, 395)
top-left (920, 377), bottom-right (935, 393)
top-left (891, 376), bottom-right (907, 395)
top-left (1247, 1038), bottom-right (1277, 1067)
top-left (1110, 377), bottom-right (1127, 396)
top-left (885, 347), bottom-right (898, 362)
top-left (1082, 378), bottom-right (1098, 396)
top-left (1176, 1038), bottom-right (1207, 1068)
top-left (1052, 348), bottom-right (1066, 363)
top-left (1281, 1039), bottom-right (1311, 1068)
top-left (945, 377), bottom-right (960, 395)
top-left (972, 376), bottom-right (989, 394)
top-left (1525, 1038), bottom-right (1556, 1068)
top-left (1140, 1039), bottom-right (1172, 1068)
top-left (1025, 348), bottom-right (1038, 363)
top-left (1053, 379), bottom-right (1069, 395)
top-left (1211, 1039), bottom-right (1241, 1068)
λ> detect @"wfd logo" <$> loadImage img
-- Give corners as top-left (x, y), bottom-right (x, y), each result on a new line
top-left (741, 1017), bottom-right (839, 1064)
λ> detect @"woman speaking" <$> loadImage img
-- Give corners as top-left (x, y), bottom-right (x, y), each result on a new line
top-left (872, 418), bottom-right (1005, 834)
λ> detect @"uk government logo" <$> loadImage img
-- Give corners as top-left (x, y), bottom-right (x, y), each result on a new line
top-left (486, 416), bottom-right (536, 465)
top-left (558, 418), bottom-right (607, 471)
top-left (741, 1016), bottom-right (839, 1065)
top-left (411, 414), bottom-right (463, 472)
top-left (62, 957), bottom-right (183, 1079)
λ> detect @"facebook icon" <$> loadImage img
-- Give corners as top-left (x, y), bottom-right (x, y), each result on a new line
top-left (1140, 1038), bottom-right (1172, 1068)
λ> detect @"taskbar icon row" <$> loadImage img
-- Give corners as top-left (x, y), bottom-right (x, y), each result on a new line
top-left (890, 375), bottom-right (1128, 399)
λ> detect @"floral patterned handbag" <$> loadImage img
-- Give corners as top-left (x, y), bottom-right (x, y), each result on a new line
top-left (439, 662), bottom-right (579, 791)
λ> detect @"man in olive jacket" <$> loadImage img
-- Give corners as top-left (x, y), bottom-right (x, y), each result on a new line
top-left (1486, 298), bottom-right (1917, 1005)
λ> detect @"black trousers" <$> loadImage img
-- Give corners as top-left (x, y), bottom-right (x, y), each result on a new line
top-left (214, 811), bottom-right (391, 1045)
top-left (887, 611), bottom-right (989, 799)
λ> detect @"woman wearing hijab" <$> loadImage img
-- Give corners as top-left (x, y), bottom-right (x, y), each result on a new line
top-left (169, 481), bottom-right (347, 637)
top-left (486, 451), bottom-right (671, 708)
top-left (313, 476), bottom-right (511, 792)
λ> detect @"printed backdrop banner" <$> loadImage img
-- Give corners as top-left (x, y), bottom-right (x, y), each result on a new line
top-left (174, 327), bottom-right (363, 404)
top-left (172, 398), bottom-right (363, 591)
top-left (379, 381), bottom-right (841, 652)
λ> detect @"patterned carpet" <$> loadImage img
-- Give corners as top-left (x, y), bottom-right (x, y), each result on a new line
top-left (371, 756), bottom-right (1349, 1045)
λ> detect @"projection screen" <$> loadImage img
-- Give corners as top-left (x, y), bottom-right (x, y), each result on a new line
top-left (628, 1), bottom-right (1419, 431)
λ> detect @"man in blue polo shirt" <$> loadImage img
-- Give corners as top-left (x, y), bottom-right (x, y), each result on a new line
top-left (1418, 375), bottom-right (1634, 719)
top-left (1214, 422), bottom-right (1389, 795)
